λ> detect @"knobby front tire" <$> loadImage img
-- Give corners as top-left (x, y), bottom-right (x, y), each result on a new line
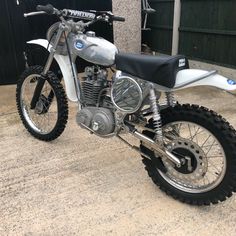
top-left (16, 66), bottom-right (68, 141)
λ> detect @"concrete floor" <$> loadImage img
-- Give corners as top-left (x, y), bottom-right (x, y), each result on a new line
top-left (1, 85), bottom-right (236, 236)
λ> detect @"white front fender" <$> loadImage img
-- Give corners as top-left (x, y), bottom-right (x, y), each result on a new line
top-left (27, 39), bottom-right (78, 102)
top-left (175, 69), bottom-right (236, 91)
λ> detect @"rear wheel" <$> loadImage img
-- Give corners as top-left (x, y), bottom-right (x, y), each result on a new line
top-left (16, 66), bottom-right (68, 141)
top-left (140, 104), bottom-right (236, 205)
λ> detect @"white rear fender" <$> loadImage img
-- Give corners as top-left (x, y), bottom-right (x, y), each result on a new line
top-left (175, 69), bottom-right (236, 91)
top-left (27, 39), bottom-right (78, 102)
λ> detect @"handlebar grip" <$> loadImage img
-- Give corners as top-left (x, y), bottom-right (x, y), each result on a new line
top-left (113, 16), bottom-right (125, 22)
top-left (36, 4), bottom-right (54, 15)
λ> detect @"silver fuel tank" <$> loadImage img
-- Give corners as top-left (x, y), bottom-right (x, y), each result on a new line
top-left (70, 31), bottom-right (118, 66)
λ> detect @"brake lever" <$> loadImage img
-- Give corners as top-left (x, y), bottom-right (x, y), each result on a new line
top-left (83, 15), bottom-right (106, 27)
top-left (87, 10), bottom-right (113, 21)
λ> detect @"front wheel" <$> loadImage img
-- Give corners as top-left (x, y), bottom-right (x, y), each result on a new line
top-left (16, 66), bottom-right (68, 141)
top-left (140, 104), bottom-right (236, 205)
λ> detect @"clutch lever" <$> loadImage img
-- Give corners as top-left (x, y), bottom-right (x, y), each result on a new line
top-left (24, 11), bottom-right (46, 18)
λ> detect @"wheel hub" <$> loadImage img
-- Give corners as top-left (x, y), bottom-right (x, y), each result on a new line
top-left (162, 138), bottom-right (208, 182)
top-left (35, 95), bottom-right (50, 114)
top-left (172, 148), bottom-right (197, 174)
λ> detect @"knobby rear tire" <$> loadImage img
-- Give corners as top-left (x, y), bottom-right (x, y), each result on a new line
top-left (141, 104), bottom-right (236, 205)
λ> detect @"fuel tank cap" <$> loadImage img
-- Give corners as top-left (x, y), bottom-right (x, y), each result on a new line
top-left (86, 31), bottom-right (96, 37)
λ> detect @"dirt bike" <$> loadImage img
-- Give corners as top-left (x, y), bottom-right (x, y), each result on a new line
top-left (17, 4), bottom-right (236, 205)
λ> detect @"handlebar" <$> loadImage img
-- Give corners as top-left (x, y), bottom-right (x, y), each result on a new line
top-left (111, 16), bottom-right (125, 22)
top-left (62, 9), bottom-right (96, 20)
top-left (24, 4), bottom-right (125, 24)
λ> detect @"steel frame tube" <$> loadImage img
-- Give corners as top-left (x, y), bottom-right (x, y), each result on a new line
top-left (132, 130), bottom-right (181, 167)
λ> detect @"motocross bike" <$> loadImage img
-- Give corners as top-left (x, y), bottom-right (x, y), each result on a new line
top-left (17, 4), bottom-right (236, 205)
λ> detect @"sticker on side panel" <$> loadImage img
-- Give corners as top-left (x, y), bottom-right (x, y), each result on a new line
top-left (179, 59), bottom-right (186, 67)
top-left (75, 40), bottom-right (84, 50)
top-left (227, 79), bottom-right (236, 85)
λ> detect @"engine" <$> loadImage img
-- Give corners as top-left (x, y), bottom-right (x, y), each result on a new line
top-left (81, 66), bottom-right (108, 106)
top-left (76, 66), bottom-right (115, 136)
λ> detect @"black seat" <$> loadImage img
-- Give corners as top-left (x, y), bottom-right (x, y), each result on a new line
top-left (115, 53), bottom-right (189, 88)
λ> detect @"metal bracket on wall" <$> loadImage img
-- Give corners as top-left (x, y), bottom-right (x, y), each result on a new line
top-left (142, 0), bottom-right (156, 31)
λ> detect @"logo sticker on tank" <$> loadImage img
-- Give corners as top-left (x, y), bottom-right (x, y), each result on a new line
top-left (227, 79), bottom-right (236, 85)
top-left (75, 40), bottom-right (84, 50)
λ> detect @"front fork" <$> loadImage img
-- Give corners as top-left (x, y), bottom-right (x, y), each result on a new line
top-left (30, 24), bottom-right (83, 110)
top-left (30, 26), bottom-right (65, 109)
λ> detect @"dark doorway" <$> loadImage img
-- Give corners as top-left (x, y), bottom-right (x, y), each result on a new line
top-left (0, 0), bottom-right (26, 85)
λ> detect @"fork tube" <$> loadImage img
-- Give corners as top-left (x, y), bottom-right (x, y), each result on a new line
top-left (42, 26), bottom-right (64, 75)
top-left (31, 26), bottom-right (65, 109)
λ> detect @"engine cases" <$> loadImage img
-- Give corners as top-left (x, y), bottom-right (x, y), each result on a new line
top-left (77, 107), bottom-right (115, 136)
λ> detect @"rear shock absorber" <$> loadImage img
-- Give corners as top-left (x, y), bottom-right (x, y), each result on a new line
top-left (149, 84), bottom-right (163, 144)
top-left (165, 92), bottom-right (176, 107)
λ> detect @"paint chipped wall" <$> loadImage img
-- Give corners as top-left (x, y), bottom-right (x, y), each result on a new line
top-left (112, 0), bottom-right (141, 53)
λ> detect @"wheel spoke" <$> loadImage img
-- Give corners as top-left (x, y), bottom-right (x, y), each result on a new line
top-left (188, 124), bottom-right (193, 140)
top-left (207, 155), bottom-right (223, 158)
top-left (201, 134), bottom-right (212, 148)
top-left (205, 140), bottom-right (216, 155)
top-left (192, 126), bottom-right (200, 144)
top-left (208, 160), bottom-right (222, 173)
